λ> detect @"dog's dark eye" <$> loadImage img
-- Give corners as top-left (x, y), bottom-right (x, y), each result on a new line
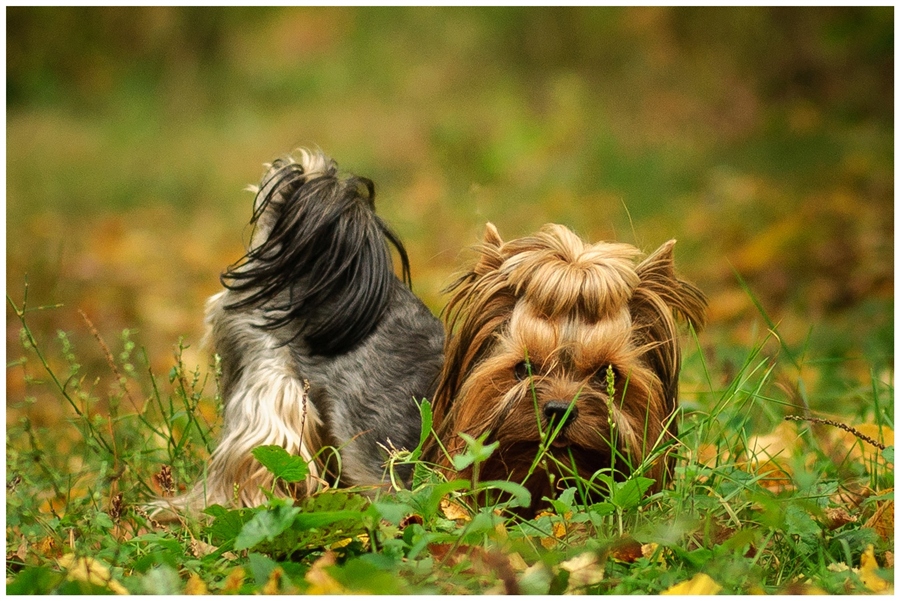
top-left (596, 365), bottom-right (620, 388)
top-left (514, 361), bottom-right (532, 381)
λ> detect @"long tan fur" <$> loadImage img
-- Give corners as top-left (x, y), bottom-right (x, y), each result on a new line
top-left (429, 223), bottom-right (706, 512)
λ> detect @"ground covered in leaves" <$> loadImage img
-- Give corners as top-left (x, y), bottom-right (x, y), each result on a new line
top-left (6, 7), bottom-right (893, 595)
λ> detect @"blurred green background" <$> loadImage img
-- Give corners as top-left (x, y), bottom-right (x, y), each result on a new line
top-left (7, 7), bottom-right (893, 427)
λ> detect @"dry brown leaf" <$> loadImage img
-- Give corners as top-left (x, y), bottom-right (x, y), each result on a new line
top-left (6, 538), bottom-right (28, 573)
top-left (863, 490), bottom-right (893, 541)
top-left (188, 538), bottom-right (217, 558)
top-left (780, 582), bottom-right (828, 594)
top-left (609, 537), bottom-right (643, 563)
top-left (661, 573), bottom-right (722, 595)
top-left (822, 507), bottom-right (857, 531)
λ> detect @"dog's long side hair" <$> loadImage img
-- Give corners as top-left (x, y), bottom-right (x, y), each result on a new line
top-left (429, 223), bottom-right (707, 488)
top-left (155, 150), bottom-right (412, 513)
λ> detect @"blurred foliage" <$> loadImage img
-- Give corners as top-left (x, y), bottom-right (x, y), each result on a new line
top-left (6, 7), bottom-right (893, 429)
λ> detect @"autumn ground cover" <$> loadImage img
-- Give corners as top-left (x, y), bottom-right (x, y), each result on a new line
top-left (6, 7), bottom-right (893, 593)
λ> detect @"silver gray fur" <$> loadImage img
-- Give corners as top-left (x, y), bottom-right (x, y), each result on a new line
top-left (153, 149), bottom-right (444, 514)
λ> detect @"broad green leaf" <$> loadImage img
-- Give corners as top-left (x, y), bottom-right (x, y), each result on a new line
top-left (452, 432), bottom-right (499, 470)
top-left (234, 503), bottom-right (301, 550)
top-left (205, 506), bottom-right (255, 544)
top-left (610, 476), bottom-right (655, 510)
top-left (251, 445), bottom-right (309, 483)
top-left (409, 399), bottom-right (433, 463)
top-left (479, 479), bottom-right (532, 509)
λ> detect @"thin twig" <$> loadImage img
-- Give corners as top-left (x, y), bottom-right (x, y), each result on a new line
top-left (78, 309), bottom-right (139, 413)
top-left (785, 415), bottom-right (887, 450)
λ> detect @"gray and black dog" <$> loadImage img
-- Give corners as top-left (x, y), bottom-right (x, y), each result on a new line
top-left (154, 149), bottom-right (444, 514)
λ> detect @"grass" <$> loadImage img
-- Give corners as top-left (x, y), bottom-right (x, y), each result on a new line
top-left (5, 7), bottom-right (893, 594)
top-left (6, 282), bottom-right (893, 594)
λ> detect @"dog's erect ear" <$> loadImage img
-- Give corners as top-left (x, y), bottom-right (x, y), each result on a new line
top-left (483, 222), bottom-right (503, 247)
top-left (474, 222), bottom-right (505, 276)
top-left (635, 240), bottom-right (707, 331)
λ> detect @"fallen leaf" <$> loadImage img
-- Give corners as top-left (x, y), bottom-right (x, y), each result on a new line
top-left (57, 553), bottom-right (129, 595)
top-left (780, 582), bottom-right (828, 594)
top-left (305, 551), bottom-right (346, 595)
top-left (661, 573), bottom-right (722, 595)
top-left (441, 498), bottom-right (471, 522)
top-left (559, 552), bottom-right (606, 592)
top-left (822, 507), bottom-right (857, 531)
top-left (642, 542), bottom-right (666, 567)
top-left (609, 537), bottom-right (643, 563)
top-left (261, 566), bottom-right (286, 595)
top-left (864, 491), bottom-right (893, 541)
top-left (220, 566), bottom-right (245, 594)
top-left (745, 421), bottom-right (801, 491)
top-left (184, 573), bottom-right (208, 595)
top-left (188, 538), bottom-right (217, 558)
top-left (859, 545), bottom-right (890, 593)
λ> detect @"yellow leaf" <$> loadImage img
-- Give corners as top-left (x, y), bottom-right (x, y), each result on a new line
top-left (184, 573), bottom-right (208, 595)
top-left (329, 537), bottom-right (354, 549)
top-left (221, 566), bottom-right (245, 594)
top-left (642, 542), bottom-right (666, 567)
top-left (745, 421), bottom-right (801, 491)
top-left (540, 515), bottom-right (567, 549)
top-left (661, 573), bottom-right (722, 595)
top-left (305, 551), bottom-right (347, 595)
top-left (441, 498), bottom-right (471, 522)
top-left (57, 553), bottom-right (129, 595)
top-left (859, 545), bottom-right (890, 593)
top-left (262, 566), bottom-right (286, 595)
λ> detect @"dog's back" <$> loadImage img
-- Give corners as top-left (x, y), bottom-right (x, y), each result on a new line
top-left (154, 150), bottom-right (443, 514)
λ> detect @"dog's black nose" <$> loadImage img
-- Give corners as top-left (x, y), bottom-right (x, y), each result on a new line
top-left (543, 400), bottom-right (577, 427)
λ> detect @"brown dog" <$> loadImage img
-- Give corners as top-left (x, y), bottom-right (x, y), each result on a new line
top-left (429, 223), bottom-right (706, 512)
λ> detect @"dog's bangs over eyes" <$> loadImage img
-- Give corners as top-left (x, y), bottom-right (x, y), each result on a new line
top-left (504, 301), bottom-right (638, 380)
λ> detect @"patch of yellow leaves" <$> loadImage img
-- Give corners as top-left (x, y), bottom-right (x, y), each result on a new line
top-left (183, 573), bottom-right (208, 595)
top-left (828, 545), bottom-right (893, 594)
top-left (57, 553), bottom-right (129, 595)
top-left (305, 550), bottom-right (348, 595)
top-left (858, 545), bottom-right (891, 593)
top-left (661, 572), bottom-right (722, 595)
